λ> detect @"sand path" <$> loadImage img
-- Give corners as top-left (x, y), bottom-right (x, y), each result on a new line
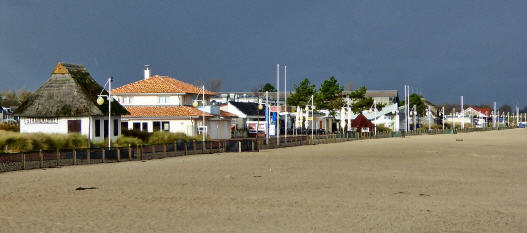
top-left (1, 129), bottom-right (526, 232)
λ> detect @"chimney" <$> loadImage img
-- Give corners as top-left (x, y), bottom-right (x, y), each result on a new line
top-left (144, 65), bottom-right (151, 80)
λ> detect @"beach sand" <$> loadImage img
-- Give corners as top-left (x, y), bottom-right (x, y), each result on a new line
top-left (1, 129), bottom-right (527, 233)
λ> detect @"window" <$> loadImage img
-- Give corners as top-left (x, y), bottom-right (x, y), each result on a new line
top-left (153, 121), bottom-right (161, 131)
top-left (158, 96), bottom-right (169, 104)
top-left (133, 122), bottom-right (140, 131)
top-left (114, 119), bottom-right (119, 136)
top-left (142, 122), bottom-right (148, 132)
top-left (68, 120), bottom-right (81, 133)
top-left (162, 121), bottom-right (170, 131)
top-left (104, 120), bottom-right (109, 138)
top-left (95, 120), bottom-right (101, 137)
top-left (122, 96), bottom-right (134, 105)
top-left (121, 122), bottom-right (128, 132)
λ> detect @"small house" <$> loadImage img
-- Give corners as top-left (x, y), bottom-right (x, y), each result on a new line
top-left (351, 113), bottom-right (374, 133)
top-left (14, 63), bottom-right (129, 141)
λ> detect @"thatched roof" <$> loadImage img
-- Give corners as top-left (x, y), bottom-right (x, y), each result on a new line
top-left (15, 63), bottom-right (129, 117)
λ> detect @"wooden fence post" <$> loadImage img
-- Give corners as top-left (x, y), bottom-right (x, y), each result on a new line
top-left (87, 148), bottom-right (91, 164)
top-left (193, 141), bottom-right (196, 154)
top-left (184, 143), bottom-right (188, 155)
top-left (56, 149), bottom-right (60, 167)
top-left (39, 149), bottom-right (43, 168)
top-left (209, 141), bottom-right (213, 154)
top-left (174, 143), bottom-right (177, 156)
top-left (128, 145), bottom-right (132, 160)
top-left (73, 150), bottom-right (77, 165)
top-left (117, 148), bottom-right (120, 162)
top-left (140, 145), bottom-right (143, 160)
top-left (163, 144), bottom-right (167, 158)
top-left (152, 145), bottom-right (156, 159)
top-left (21, 153), bottom-right (26, 170)
top-left (238, 141), bottom-right (242, 152)
top-left (102, 148), bottom-right (105, 163)
top-left (251, 140), bottom-right (254, 151)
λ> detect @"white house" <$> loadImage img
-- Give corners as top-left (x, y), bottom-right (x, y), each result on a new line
top-left (14, 63), bottom-right (128, 141)
top-left (112, 66), bottom-right (235, 139)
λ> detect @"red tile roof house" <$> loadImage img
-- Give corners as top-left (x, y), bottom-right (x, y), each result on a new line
top-left (111, 67), bottom-right (235, 140)
top-left (351, 113), bottom-right (375, 133)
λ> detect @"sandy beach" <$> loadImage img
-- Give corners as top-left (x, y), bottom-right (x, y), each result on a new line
top-left (1, 129), bottom-right (526, 233)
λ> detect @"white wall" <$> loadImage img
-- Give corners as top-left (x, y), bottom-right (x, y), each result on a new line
top-left (115, 95), bottom-right (183, 106)
top-left (20, 116), bottom-right (121, 141)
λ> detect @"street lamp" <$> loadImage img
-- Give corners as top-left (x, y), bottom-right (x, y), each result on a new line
top-left (305, 95), bottom-right (314, 141)
top-left (97, 77), bottom-right (113, 150)
top-left (192, 85), bottom-right (206, 149)
top-left (257, 101), bottom-right (263, 142)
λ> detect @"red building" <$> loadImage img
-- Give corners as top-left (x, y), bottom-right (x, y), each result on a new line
top-left (351, 114), bottom-right (375, 133)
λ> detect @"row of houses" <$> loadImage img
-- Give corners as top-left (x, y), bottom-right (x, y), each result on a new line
top-left (10, 62), bottom-right (505, 141)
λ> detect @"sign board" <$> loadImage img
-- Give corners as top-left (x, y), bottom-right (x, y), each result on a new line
top-left (198, 126), bottom-right (208, 134)
top-left (270, 106), bottom-right (281, 112)
top-left (269, 124), bottom-right (276, 136)
top-left (24, 117), bottom-right (59, 124)
top-left (247, 122), bottom-right (266, 132)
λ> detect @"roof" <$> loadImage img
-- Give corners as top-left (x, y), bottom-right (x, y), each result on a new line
top-left (470, 107), bottom-right (491, 117)
top-left (351, 114), bottom-right (374, 128)
top-left (14, 63), bottom-right (129, 117)
top-left (124, 106), bottom-right (213, 118)
top-left (112, 75), bottom-right (216, 95)
top-left (220, 110), bottom-right (237, 118)
top-left (229, 101), bottom-right (265, 116)
top-left (364, 90), bottom-right (398, 98)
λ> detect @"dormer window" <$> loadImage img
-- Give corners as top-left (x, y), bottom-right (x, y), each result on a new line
top-left (123, 96), bottom-right (133, 105)
top-left (158, 95), bottom-right (170, 104)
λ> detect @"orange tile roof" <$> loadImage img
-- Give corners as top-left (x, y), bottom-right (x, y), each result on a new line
top-left (112, 75), bottom-right (216, 95)
top-left (124, 106), bottom-right (213, 118)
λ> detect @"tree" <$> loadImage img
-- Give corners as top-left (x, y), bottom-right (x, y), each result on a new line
top-left (409, 93), bottom-right (426, 115)
top-left (499, 104), bottom-right (513, 114)
top-left (288, 78), bottom-right (316, 108)
top-left (315, 76), bottom-right (344, 116)
top-left (0, 89), bottom-right (33, 107)
top-left (258, 83), bottom-right (277, 92)
top-left (344, 82), bottom-right (353, 91)
top-left (204, 78), bottom-right (223, 92)
top-left (349, 86), bottom-right (373, 113)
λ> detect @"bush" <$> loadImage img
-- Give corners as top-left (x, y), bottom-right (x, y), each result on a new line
top-left (115, 136), bottom-right (143, 147)
top-left (0, 122), bottom-right (19, 132)
top-left (376, 125), bottom-right (392, 132)
top-left (0, 130), bottom-right (90, 153)
top-left (122, 128), bottom-right (151, 142)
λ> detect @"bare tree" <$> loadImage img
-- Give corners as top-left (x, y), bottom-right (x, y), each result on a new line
top-left (204, 78), bottom-right (223, 92)
top-left (344, 82), bottom-right (353, 91)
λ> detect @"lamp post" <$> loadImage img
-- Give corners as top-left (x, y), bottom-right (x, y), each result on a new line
top-left (305, 95), bottom-right (314, 141)
top-left (192, 85), bottom-right (206, 149)
top-left (265, 91), bottom-right (269, 145)
top-left (374, 100), bottom-right (377, 136)
top-left (413, 105), bottom-right (417, 131)
top-left (257, 100), bottom-right (263, 142)
top-left (97, 77), bottom-right (113, 150)
top-left (441, 106), bottom-right (445, 130)
top-left (427, 106), bottom-right (431, 131)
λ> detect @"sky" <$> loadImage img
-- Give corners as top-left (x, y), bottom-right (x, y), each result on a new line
top-left (1, 0), bottom-right (526, 107)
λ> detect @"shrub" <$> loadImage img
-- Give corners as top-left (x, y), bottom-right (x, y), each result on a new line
top-left (376, 125), bottom-right (392, 132)
top-left (0, 122), bottom-right (19, 132)
top-left (122, 128), bottom-right (151, 142)
top-left (0, 130), bottom-right (90, 153)
top-left (115, 136), bottom-right (143, 147)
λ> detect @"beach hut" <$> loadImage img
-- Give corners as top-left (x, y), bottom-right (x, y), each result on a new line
top-left (14, 63), bottom-right (129, 141)
top-left (351, 113), bottom-right (374, 133)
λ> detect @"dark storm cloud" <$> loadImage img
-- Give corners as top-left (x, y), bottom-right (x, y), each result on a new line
top-left (1, 0), bottom-right (526, 106)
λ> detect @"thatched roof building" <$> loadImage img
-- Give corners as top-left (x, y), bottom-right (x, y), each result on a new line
top-left (15, 63), bottom-right (129, 117)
